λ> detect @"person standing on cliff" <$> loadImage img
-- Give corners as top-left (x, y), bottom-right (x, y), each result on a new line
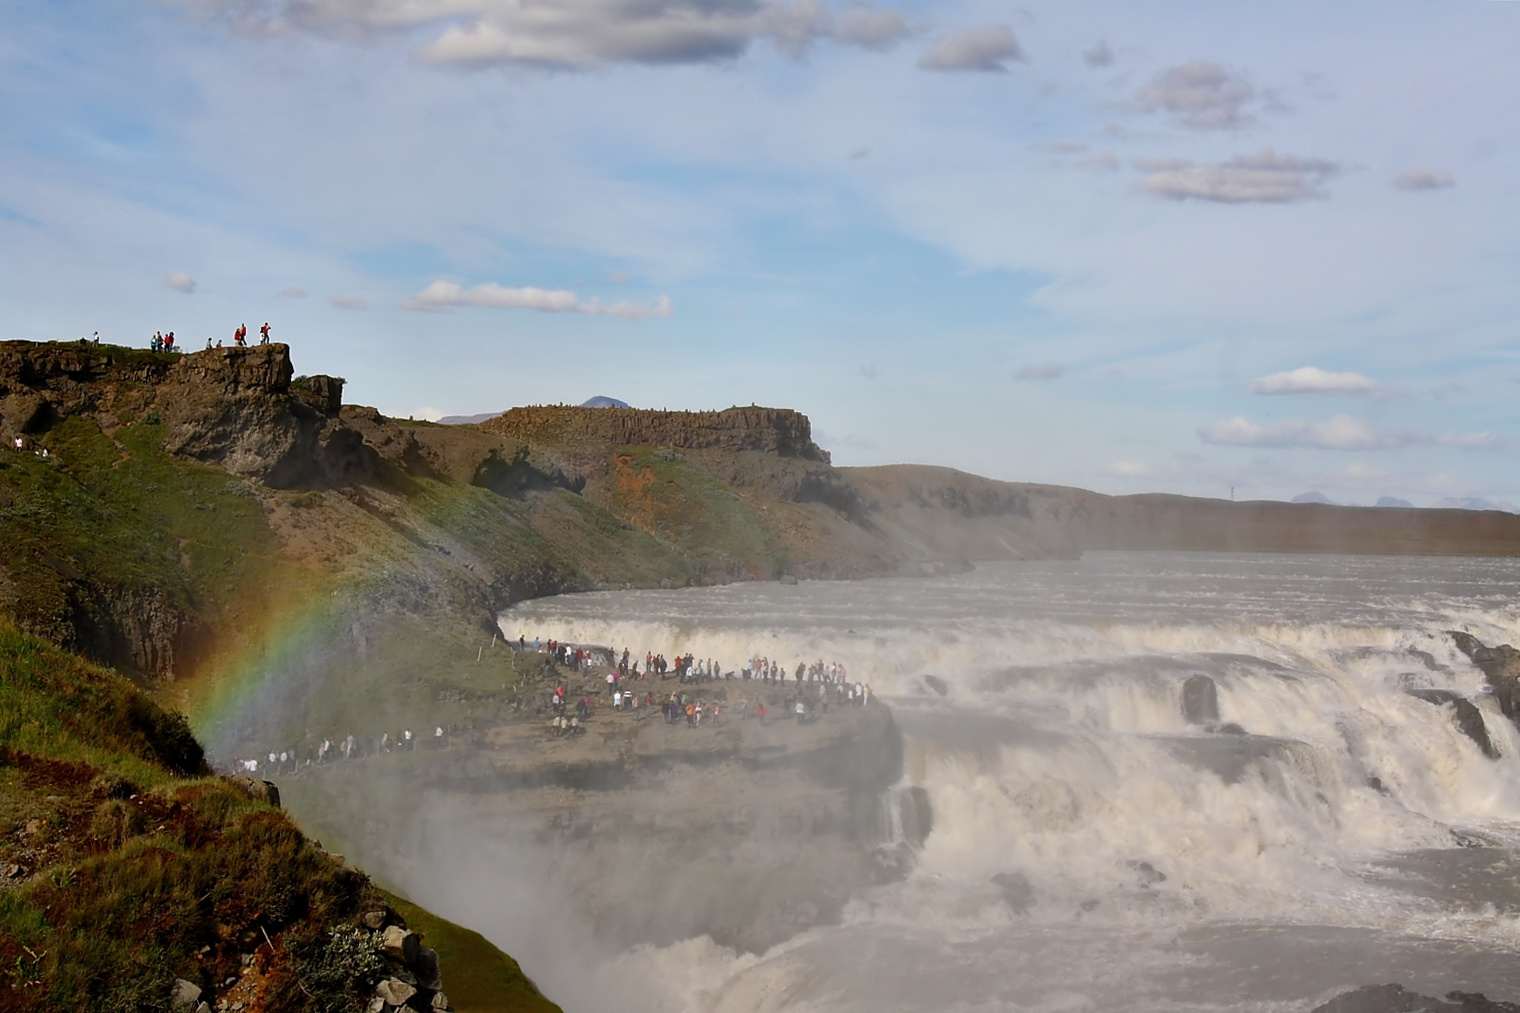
top-left (260, 322), bottom-right (271, 345)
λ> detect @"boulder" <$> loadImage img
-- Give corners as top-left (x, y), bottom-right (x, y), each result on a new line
top-left (411, 946), bottom-right (441, 991)
top-left (380, 925), bottom-right (421, 964)
top-left (1447, 632), bottom-right (1520, 729)
top-left (1181, 675), bottom-right (1219, 725)
top-left (373, 978), bottom-right (416, 1007)
top-left (226, 774), bottom-right (281, 808)
top-left (169, 978), bottom-right (202, 1009)
top-left (431, 991), bottom-right (450, 1010)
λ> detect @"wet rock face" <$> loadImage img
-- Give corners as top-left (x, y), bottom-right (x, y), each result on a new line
top-left (1406, 688), bottom-right (1499, 759)
top-left (1448, 631), bottom-right (1520, 729)
top-left (1181, 675), bottom-right (1220, 725)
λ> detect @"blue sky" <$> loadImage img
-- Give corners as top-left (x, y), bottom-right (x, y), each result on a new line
top-left (3, 0), bottom-right (1518, 506)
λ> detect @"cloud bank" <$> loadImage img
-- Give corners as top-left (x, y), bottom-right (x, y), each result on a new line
top-left (191, 0), bottom-right (912, 68)
top-left (1250, 366), bottom-right (1381, 396)
top-left (405, 280), bottom-right (673, 318)
top-left (1200, 415), bottom-right (1499, 452)
top-left (1138, 149), bottom-right (1339, 204)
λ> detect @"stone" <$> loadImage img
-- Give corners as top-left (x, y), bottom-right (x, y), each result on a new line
top-left (226, 774), bottom-right (281, 808)
top-left (1449, 632), bottom-right (1520, 731)
top-left (361, 907), bottom-right (389, 930)
top-left (432, 991), bottom-right (450, 1010)
top-left (1181, 675), bottom-right (1219, 725)
top-left (374, 978), bottom-right (416, 1006)
top-left (170, 978), bottom-right (202, 1009)
top-left (411, 946), bottom-right (441, 990)
top-left (380, 925), bottom-right (420, 964)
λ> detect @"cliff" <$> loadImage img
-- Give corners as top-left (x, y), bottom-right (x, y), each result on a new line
top-left (484, 404), bottom-right (829, 461)
top-left (6, 336), bottom-right (1520, 1011)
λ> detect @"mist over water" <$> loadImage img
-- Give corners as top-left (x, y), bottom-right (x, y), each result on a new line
top-left (488, 552), bottom-right (1520, 1012)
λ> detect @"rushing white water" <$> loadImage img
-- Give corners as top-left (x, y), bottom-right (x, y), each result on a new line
top-left (501, 552), bottom-right (1520, 1012)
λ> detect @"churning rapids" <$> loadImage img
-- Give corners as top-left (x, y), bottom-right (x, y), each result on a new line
top-left (497, 551), bottom-right (1520, 1013)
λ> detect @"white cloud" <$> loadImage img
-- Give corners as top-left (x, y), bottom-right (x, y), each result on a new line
top-left (330, 295), bottom-right (368, 310)
top-left (1137, 62), bottom-right (1258, 130)
top-left (1104, 459), bottom-right (1153, 477)
top-left (1394, 168), bottom-right (1454, 191)
top-left (1250, 366), bottom-right (1382, 396)
top-left (1138, 149), bottom-right (1339, 204)
top-left (202, 0), bottom-right (914, 68)
top-left (1015, 362), bottom-right (1064, 380)
top-left (274, 286), bottom-right (308, 299)
top-left (403, 280), bottom-right (673, 319)
top-left (164, 270), bottom-right (196, 293)
top-left (1200, 414), bottom-right (1387, 450)
top-left (1200, 414), bottom-right (1501, 452)
top-left (918, 26), bottom-right (1023, 72)
top-left (833, 7), bottom-right (913, 50)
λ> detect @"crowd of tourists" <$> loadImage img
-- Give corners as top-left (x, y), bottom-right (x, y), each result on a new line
top-left (143, 321), bottom-right (272, 353)
top-left (231, 724), bottom-right (451, 775)
top-left (231, 635), bottom-right (876, 770)
top-left (529, 635), bottom-right (875, 737)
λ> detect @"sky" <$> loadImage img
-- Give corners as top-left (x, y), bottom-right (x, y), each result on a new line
top-left (2, 0), bottom-right (1518, 507)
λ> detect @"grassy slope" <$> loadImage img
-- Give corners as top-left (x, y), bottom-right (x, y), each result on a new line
top-left (0, 416), bottom-right (295, 671)
top-left (0, 625), bottom-right (559, 1013)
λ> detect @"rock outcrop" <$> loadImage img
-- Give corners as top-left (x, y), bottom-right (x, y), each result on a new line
top-left (1448, 632), bottom-right (1520, 730)
top-left (1406, 688), bottom-right (1499, 759)
top-left (484, 405), bottom-right (829, 460)
top-left (1182, 675), bottom-right (1220, 725)
top-left (0, 341), bottom-right (368, 488)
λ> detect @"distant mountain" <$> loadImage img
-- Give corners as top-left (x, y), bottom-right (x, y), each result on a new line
top-left (436, 410), bottom-right (505, 425)
top-left (1376, 496), bottom-right (1415, 508)
top-left (582, 395), bottom-right (631, 408)
top-left (1291, 491), bottom-right (1334, 505)
top-left (1434, 496), bottom-right (1520, 514)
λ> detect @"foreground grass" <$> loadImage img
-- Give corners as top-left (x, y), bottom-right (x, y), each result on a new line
top-left (0, 626), bottom-right (557, 1012)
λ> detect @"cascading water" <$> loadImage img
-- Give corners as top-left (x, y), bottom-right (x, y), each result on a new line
top-left (496, 552), bottom-right (1520, 1012)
